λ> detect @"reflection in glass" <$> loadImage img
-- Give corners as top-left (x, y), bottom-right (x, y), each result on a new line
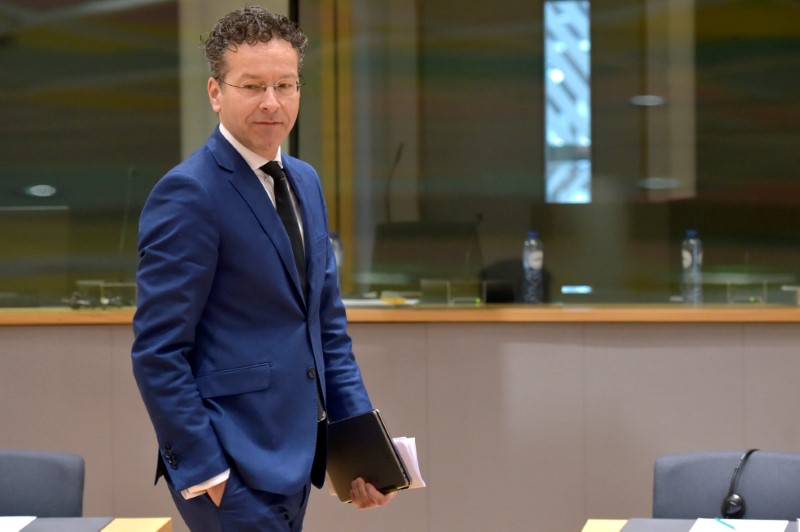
top-left (0, 1), bottom-right (179, 307)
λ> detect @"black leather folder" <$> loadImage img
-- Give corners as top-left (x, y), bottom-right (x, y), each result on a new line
top-left (326, 409), bottom-right (410, 502)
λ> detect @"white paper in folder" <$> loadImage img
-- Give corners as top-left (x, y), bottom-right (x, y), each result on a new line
top-left (391, 436), bottom-right (426, 489)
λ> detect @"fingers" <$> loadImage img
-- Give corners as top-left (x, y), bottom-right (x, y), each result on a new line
top-left (350, 477), bottom-right (398, 509)
top-left (206, 480), bottom-right (227, 507)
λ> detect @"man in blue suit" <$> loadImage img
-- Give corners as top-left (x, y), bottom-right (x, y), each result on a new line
top-left (131, 7), bottom-right (394, 530)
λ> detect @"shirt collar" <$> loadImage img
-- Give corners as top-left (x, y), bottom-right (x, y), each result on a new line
top-left (218, 123), bottom-right (283, 170)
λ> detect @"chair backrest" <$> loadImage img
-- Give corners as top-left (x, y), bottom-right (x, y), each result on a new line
top-left (653, 450), bottom-right (800, 520)
top-left (0, 449), bottom-right (85, 517)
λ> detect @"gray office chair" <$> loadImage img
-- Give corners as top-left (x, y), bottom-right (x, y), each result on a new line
top-left (0, 449), bottom-right (85, 517)
top-left (653, 450), bottom-right (800, 520)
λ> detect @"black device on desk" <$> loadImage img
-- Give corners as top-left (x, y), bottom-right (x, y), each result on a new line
top-left (721, 448), bottom-right (758, 518)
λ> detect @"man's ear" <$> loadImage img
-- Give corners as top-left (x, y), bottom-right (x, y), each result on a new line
top-left (208, 77), bottom-right (222, 113)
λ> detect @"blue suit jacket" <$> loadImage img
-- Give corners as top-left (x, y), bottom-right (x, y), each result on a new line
top-left (131, 127), bottom-right (372, 495)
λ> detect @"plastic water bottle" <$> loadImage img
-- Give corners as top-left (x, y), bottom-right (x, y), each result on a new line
top-left (681, 229), bottom-right (703, 305)
top-left (522, 230), bottom-right (544, 304)
top-left (330, 232), bottom-right (343, 289)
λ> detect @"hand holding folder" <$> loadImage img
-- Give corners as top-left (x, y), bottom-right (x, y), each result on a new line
top-left (326, 409), bottom-right (426, 503)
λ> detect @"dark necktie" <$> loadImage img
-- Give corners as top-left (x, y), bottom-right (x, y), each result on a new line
top-left (262, 162), bottom-right (326, 428)
top-left (262, 161), bottom-right (307, 297)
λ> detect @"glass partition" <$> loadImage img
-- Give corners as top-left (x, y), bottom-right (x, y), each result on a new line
top-left (1, 0), bottom-right (798, 308)
top-left (0, 0), bottom-right (179, 307)
top-left (297, 0), bottom-right (800, 305)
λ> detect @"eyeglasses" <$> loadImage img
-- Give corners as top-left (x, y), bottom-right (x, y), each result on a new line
top-left (216, 78), bottom-right (304, 99)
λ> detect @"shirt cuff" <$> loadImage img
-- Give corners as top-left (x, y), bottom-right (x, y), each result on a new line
top-left (181, 469), bottom-right (230, 500)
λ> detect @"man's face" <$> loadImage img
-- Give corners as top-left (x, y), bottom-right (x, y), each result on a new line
top-left (208, 38), bottom-right (300, 160)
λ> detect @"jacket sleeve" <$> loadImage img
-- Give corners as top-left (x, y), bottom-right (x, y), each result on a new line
top-left (131, 170), bottom-right (229, 490)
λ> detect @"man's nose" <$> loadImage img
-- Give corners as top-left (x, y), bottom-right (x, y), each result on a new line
top-left (259, 86), bottom-right (281, 110)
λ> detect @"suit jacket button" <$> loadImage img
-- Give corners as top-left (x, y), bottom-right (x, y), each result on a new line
top-left (307, 367), bottom-right (317, 379)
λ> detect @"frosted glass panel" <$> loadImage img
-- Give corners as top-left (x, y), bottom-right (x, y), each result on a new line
top-left (544, 0), bottom-right (591, 204)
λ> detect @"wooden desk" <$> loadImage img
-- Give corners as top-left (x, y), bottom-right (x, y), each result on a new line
top-left (3, 304), bottom-right (800, 326)
top-left (4, 517), bottom-right (172, 531)
top-left (582, 520), bottom-right (628, 532)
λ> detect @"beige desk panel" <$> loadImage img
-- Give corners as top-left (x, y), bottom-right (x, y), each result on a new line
top-left (4, 321), bottom-right (800, 530)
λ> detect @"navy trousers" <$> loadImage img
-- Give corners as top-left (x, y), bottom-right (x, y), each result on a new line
top-left (167, 466), bottom-right (311, 532)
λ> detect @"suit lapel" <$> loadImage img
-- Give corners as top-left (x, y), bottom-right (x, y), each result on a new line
top-left (207, 130), bottom-right (306, 304)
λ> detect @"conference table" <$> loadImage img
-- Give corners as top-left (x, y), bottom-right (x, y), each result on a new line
top-left (0, 517), bottom-right (171, 532)
top-left (583, 519), bottom-right (799, 531)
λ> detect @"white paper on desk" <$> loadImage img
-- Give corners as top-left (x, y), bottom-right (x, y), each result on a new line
top-left (688, 518), bottom-right (788, 532)
top-left (326, 435), bottom-right (426, 496)
top-left (0, 516), bottom-right (36, 532)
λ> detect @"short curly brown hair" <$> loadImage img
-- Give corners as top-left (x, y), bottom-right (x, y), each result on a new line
top-left (203, 6), bottom-right (308, 79)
